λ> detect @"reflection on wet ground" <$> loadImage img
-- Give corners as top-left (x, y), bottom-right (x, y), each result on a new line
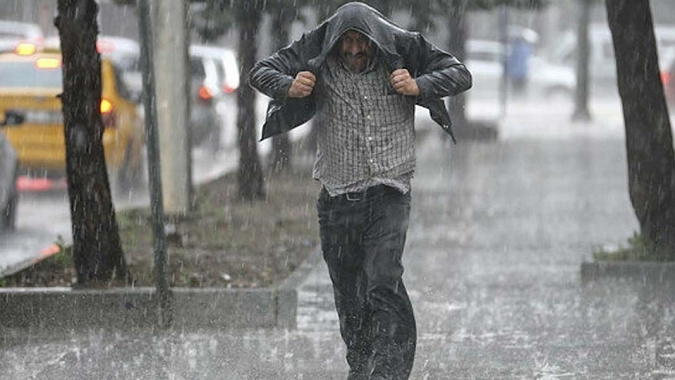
top-left (2, 130), bottom-right (675, 379)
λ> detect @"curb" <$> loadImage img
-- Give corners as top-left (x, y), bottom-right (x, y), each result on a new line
top-left (275, 247), bottom-right (323, 328)
top-left (0, 248), bottom-right (322, 333)
top-left (580, 261), bottom-right (675, 286)
top-left (1, 140), bottom-right (323, 333)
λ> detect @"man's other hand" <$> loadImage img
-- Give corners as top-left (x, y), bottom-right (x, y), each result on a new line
top-left (287, 71), bottom-right (316, 98)
top-left (390, 69), bottom-right (420, 96)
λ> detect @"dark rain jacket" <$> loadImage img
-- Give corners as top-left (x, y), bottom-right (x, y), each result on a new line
top-left (249, 2), bottom-right (472, 142)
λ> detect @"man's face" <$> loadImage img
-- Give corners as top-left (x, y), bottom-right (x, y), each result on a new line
top-left (339, 30), bottom-right (373, 73)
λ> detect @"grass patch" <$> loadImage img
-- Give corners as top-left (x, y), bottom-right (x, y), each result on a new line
top-left (592, 232), bottom-right (674, 262)
top-left (3, 164), bottom-right (321, 289)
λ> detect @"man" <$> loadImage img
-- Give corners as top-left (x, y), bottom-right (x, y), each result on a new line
top-left (249, 3), bottom-right (471, 379)
top-left (507, 35), bottom-right (532, 96)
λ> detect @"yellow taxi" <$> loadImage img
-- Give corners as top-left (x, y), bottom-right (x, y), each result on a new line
top-left (0, 45), bottom-right (144, 190)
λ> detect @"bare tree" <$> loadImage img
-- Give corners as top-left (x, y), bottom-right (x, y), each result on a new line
top-left (268, 7), bottom-right (295, 173)
top-left (606, 0), bottom-right (675, 258)
top-left (236, 0), bottom-right (265, 200)
top-left (445, 0), bottom-right (469, 135)
top-left (55, 0), bottom-right (128, 284)
top-left (572, 0), bottom-right (592, 121)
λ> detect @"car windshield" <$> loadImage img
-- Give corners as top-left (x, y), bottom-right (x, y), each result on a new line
top-left (0, 60), bottom-right (62, 88)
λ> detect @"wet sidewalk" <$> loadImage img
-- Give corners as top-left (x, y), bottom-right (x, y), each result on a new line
top-left (2, 115), bottom-right (675, 379)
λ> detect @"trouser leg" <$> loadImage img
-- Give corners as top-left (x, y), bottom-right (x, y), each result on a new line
top-left (318, 187), bottom-right (416, 380)
top-left (318, 191), bottom-right (371, 379)
top-left (364, 188), bottom-right (415, 380)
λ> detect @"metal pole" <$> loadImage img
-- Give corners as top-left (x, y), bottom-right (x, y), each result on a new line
top-left (499, 4), bottom-right (509, 118)
top-left (152, 0), bottom-right (192, 215)
top-left (572, 0), bottom-right (592, 121)
top-left (137, 0), bottom-right (171, 329)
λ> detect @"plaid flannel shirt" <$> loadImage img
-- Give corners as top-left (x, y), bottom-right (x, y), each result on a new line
top-left (312, 54), bottom-right (416, 196)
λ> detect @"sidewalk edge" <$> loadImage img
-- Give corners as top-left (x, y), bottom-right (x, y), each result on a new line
top-left (275, 247), bottom-right (323, 329)
top-left (580, 261), bottom-right (675, 286)
top-left (0, 247), bottom-right (323, 333)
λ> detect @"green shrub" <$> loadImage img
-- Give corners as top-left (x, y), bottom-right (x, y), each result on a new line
top-left (593, 232), bottom-right (673, 262)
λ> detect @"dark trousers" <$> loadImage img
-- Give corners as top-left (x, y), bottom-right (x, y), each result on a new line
top-left (317, 184), bottom-right (416, 380)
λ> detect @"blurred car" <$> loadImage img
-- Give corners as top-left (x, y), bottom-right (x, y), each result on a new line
top-left (0, 112), bottom-right (20, 231)
top-left (529, 56), bottom-right (577, 99)
top-left (189, 45), bottom-right (240, 97)
top-left (187, 50), bottom-right (227, 152)
top-left (95, 36), bottom-right (144, 102)
top-left (464, 39), bottom-right (505, 101)
top-left (60, 36), bottom-right (226, 152)
top-left (0, 20), bottom-right (44, 53)
top-left (464, 39), bottom-right (575, 101)
top-left (661, 49), bottom-right (675, 108)
top-left (544, 23), bottom-right (675, 98)
top-left (55, 36), bottom-right (228, 152)
top-left (0, 48), bottom-right (145, 191)
top-left (44, 35), bottom-right (143, 101)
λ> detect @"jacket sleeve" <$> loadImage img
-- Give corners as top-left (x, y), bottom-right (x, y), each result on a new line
top-left (408, 33), bottom-right (472, 99)
top-left (249, 28), bottom-right (323, 101)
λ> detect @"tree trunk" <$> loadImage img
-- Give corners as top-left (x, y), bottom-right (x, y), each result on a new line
top-left (55, 0), bottom-right (128, 284)
top-left (572, 0), bottom-right (592, 121)
top-left (446, 0), bottom-right (468, 134)
top-left (302, 4), bottom-right (333, 155)
top-left (236, 1), bottom-right (265, 200)
top-left (606, 0), bottom-right (675, 258)
top-left (269, 8), bottom-right (293, 173)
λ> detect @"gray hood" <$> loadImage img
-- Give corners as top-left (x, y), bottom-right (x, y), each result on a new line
top-left (308, 2), bottom-right (406, 71)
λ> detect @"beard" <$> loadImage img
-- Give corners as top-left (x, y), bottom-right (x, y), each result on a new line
top-left (342, 51), bottom-right (369, 72)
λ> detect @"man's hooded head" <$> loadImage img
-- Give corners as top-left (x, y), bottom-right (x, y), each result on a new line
top-left (309, 2), bottom-right (405, 73)
top-left (322, 3), bottom-right (397, 72)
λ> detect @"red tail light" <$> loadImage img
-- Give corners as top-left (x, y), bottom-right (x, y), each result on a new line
top-left (222, 84), bottom-right (236, 94)
top-left (661, 71), bottom-right (672, 86)
top-left (96, 40), bottom-right (115, 54)
top-left (100, 98), bottom-right (116, 128)
top-left (198, 85), bottom-right (213, 101)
